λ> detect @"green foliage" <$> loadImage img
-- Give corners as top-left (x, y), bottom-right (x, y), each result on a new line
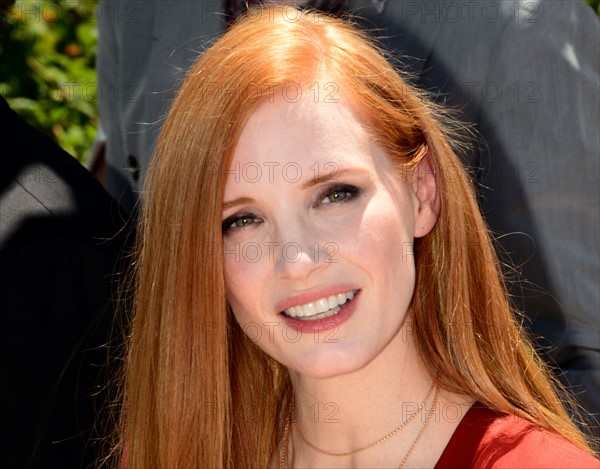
top-left (586, 0), bottom-right (600, 14)
top-left (0, 0), bottom-right (99, 163)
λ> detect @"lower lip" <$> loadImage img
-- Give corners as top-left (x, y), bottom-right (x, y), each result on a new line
top-left (279, 291), bottom-right (360, 335)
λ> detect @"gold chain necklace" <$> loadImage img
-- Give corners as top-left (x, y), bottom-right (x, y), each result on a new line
top-left (398, 385), bottom-right (439, 468)
top-left (280, 384), bottom-right (439, 469)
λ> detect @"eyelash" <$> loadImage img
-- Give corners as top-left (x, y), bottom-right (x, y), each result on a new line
top-left (221, 183), bottom-right (361, 235)
top-left (221, 212), bottom-right (262, 235)
top-left (315, 183), bottom-right (360, 207)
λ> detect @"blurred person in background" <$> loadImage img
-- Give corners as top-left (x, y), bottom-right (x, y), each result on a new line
top-left (0, 0), bottom-right (130, 465)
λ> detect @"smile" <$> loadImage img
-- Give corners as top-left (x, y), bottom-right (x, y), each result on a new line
top-left (282, 290), bottom-right (357, 321)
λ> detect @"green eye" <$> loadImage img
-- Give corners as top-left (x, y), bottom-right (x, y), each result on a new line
top-left (234, 217), bottom-right (255, 227)
top-left (324, 190), bottom-right (349, 203)
top-left (222, 213), bottom-right (262, 235)
top-left (319, 184), bottom-right (360, 205)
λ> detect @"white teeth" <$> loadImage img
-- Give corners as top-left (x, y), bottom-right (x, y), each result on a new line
top-left (316, 298), bottom-right (329, 313)
top-left (283, 290), bottom-right (357, 320)
top-left (304, 303), bottom-right (316, 316)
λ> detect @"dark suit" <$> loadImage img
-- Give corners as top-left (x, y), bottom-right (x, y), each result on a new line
top-left (0, 96), bottom-right (129, 467)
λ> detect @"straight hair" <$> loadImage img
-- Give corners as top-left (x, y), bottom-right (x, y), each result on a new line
top-left (115, 6), bottom-right (594, 467)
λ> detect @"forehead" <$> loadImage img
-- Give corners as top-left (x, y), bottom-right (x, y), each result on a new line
top-left (223, 90), bottom-right (405, 200)
top-left (231, 92), bottom-right (372, 168)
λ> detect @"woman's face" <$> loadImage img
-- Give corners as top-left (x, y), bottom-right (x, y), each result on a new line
top-left (222, 92), bottom-right (438, 379)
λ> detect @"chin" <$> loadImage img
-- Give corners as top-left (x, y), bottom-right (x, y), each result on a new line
top-left (282, 342), bottom-right (376, 380)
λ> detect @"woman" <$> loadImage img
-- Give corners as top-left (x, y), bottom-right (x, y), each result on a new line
top-left (115, 5), bottom-right (598, 468)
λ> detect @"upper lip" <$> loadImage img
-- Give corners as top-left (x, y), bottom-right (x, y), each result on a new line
top-left (275, 285), bottom-right (359, 314)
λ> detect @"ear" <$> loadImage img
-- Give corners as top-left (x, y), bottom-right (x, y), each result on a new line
top-left (412, 148), bottom-right (440, 238)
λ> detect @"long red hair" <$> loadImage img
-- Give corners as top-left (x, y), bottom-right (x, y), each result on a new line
top-left (114, 6), bottom-right (594, 467)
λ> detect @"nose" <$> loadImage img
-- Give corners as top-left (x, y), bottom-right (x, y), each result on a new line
top-left (272, 215), bottom-right (329, 282)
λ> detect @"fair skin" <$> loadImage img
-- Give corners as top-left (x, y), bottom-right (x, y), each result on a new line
top-left (222, 89), bottom-right (473, 467)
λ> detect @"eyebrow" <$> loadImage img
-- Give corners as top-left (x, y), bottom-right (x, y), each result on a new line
top-left (222, 196), bottom-right (255, 211)
top-left (300, 167), bottom-right (356, 189)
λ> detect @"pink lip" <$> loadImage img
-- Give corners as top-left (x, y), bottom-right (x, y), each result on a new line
top-left (278, 290), bottom-right (360, 334)
top-left (275, 285), bottom-right (360, 314)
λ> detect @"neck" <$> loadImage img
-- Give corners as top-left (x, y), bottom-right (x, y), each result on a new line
top-left (284, 325), bottom-right (454, 468)
top-left (280, 322), bottom-right (476, 468)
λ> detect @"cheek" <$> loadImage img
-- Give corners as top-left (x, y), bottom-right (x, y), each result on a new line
top-left (347, 194), bottom-right (415, 261)
top-left (224, 256), bottom-right (259, 321)
top-left (223, 242), bottom-right (276, 325)
top-left (346, 195), bottom-right (418, 311)
top-left (224, 236), bottom-right (268, 282)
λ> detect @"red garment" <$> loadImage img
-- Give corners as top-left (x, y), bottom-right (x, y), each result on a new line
top-left (435, 404), bottom-right (599, 468)
top-left (121, 404), bottom-right (599, 468)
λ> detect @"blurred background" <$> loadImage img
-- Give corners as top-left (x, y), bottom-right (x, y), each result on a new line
top-left (0, 0), bottom-right (599, 165)
top-left (1, 0), bottom-right (99, 163)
